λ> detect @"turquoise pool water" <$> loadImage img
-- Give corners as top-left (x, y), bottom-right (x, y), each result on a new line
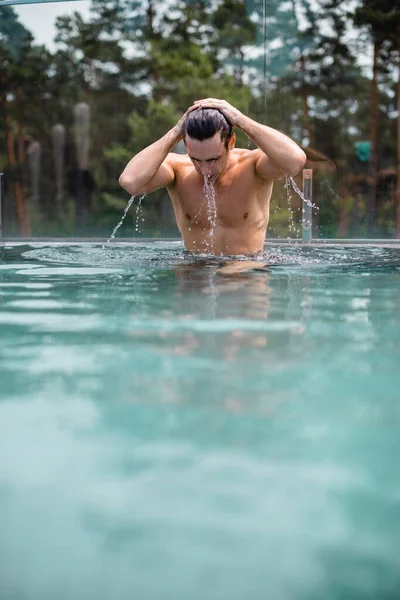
top-left (1, 241), bottom-right (400, 600)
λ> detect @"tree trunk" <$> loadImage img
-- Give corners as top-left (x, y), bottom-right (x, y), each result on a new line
top-left (396, 24), bottom-right (400, 237)
top-left (368, 39), bottom-right (380, 236)
top-left (146, 0), bottom-right (155, 38)
top-left (232, 47), bottom-right (245, 87)
top-left (16, 93), bottom-right (28, 213)
top-left (0, 90), bottom-right (30, 236)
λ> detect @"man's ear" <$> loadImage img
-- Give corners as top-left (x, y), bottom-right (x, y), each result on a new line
top-left (229, 133), bottom-right (236, 150)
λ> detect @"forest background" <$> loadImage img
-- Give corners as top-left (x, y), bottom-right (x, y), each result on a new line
top-left (0, 0), bottom-right (399, 239)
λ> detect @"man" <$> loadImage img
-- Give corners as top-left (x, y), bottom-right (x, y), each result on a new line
top-left (119, 98), bottom-right (306, 257)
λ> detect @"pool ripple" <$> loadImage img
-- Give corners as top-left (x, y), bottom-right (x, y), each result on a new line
top-left (1, 242), bottom-right (400, 599)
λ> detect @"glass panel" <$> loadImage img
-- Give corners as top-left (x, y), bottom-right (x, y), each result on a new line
top-left (0, 0), bottom-right (398, 240)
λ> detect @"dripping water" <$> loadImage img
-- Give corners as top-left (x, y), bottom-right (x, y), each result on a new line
top-left (203, 175), bottom-right (218, 251)
top-left (107, 193), bottom-right (146, 243)
top-left (107, 195), bottom-right (136, 243)
top-left (281, 176), bottom-right (319, 239)
top-left (284, 176), bottom-right (300, 238)
top-left (135, 194), bottom-right (145, 234)
top-left (290, 176), bottom-right (318, 210)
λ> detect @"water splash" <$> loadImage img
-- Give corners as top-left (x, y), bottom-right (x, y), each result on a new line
top-left (107, 195), bottom-right (136, 243)
top-left (203, 175), bottom-right (217, 250)
top-left (21, 243), bottom-right (400, 274)
top-left (135, 194), bottom-right (145, 234)
top-left (290, 177), bottom-right (318, 210)
top-left (284, 176), bottom-right (300, 239)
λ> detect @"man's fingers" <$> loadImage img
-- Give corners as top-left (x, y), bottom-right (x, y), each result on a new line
top-left (182, 104), bottom-right (201, 118)
top-left (193, 102), bottom-right (226, 112)
top-left (194, 98), bottom-right (224, 105)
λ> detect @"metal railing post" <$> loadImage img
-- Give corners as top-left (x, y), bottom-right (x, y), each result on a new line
top-left (302, 169), bottom-right (313, 242)
top-left (0, 173), bottom-right (4, 240)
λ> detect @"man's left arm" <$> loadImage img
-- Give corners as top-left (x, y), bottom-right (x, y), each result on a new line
top-left (193, 99), bottom-right (306, 180)
top-left (239, 118), bottom-right (307, 180)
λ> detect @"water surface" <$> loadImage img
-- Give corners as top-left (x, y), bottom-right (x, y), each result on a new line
top-left (1, 242), bottom-right (400, 600)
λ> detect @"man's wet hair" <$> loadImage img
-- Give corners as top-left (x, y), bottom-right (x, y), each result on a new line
top-left (183, 108), bottom-right (233, 148)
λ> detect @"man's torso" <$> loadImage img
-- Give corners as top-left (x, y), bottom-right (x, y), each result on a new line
top-left (167, 149), bottom-right (273, 255)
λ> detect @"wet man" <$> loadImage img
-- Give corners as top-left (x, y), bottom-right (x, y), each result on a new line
top-left (119, 98), bottom-right (306, 258)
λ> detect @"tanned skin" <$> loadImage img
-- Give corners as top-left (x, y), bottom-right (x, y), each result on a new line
top-left (119, 99), bottom-right (306, 257)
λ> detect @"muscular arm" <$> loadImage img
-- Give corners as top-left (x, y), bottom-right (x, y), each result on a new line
top-left (119, 127), bottom-right (181, 196)
top-left (237, 117), bottom-right (306, 180)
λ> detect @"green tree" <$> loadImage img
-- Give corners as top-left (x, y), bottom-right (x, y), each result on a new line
top-left (354, 0), bottom-right (400, 235)
top-left (212, 0), bottom-right (257, 85)
top-left (0, 5), bottom-right (52, 235)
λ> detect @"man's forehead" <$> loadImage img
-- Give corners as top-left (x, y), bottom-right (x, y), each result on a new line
top-left (185, 133), bottom-right (225, 155)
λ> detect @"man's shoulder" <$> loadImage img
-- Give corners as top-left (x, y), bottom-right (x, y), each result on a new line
top-left (232, 148), bottom-right (260, 170)
top-left (169, 151), bottom-right (189, 158)
top-left (168, 152), bottom-right (190, 166)
top-left (167, 152), bottom-right (193, 176)
top-left (234, 147), bottom-right (258, 161)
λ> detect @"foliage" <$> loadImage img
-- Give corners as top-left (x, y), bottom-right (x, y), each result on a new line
top-left (0, 0), bottom-right (398, 238)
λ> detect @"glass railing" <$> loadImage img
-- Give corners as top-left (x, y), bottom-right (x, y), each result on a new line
top-left (0, 0), bottom-right (398, 240)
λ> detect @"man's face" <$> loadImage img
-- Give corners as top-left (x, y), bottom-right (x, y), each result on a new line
top-left (184, 132), bottom-right (234, 178)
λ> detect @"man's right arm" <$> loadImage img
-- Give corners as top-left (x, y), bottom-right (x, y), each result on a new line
top-left (119, 126), bottom-right (181, 196)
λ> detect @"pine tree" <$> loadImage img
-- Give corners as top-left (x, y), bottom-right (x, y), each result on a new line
top-left (354, 0), bottom-right (400, 235)
top-left (0, 6), bottom-right (50, 235)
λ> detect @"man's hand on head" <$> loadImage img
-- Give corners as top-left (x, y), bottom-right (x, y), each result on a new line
top-left (175, 104), bottom-right (199, 138)
top-left (193, 99), bottom-right (244, 128)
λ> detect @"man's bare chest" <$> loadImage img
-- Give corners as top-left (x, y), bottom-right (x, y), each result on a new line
top-left (169, 170), bottom-right (271, 228)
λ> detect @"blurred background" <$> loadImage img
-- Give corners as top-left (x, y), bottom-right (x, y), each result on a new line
top-left (0, 0), bottom-right (398, 239)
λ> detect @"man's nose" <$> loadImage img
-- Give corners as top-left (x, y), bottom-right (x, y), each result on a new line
top-left (199, 163), bottom-right (211, 175)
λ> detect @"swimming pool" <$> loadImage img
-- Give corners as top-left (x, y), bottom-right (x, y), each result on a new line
top-left (1, 241), bottom-right (400, 599)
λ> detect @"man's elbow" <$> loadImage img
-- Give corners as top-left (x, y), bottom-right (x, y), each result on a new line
top-left (291, 149), bottom-right (307, 176)
top-left (119, 172), bottom-right (134, 193)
